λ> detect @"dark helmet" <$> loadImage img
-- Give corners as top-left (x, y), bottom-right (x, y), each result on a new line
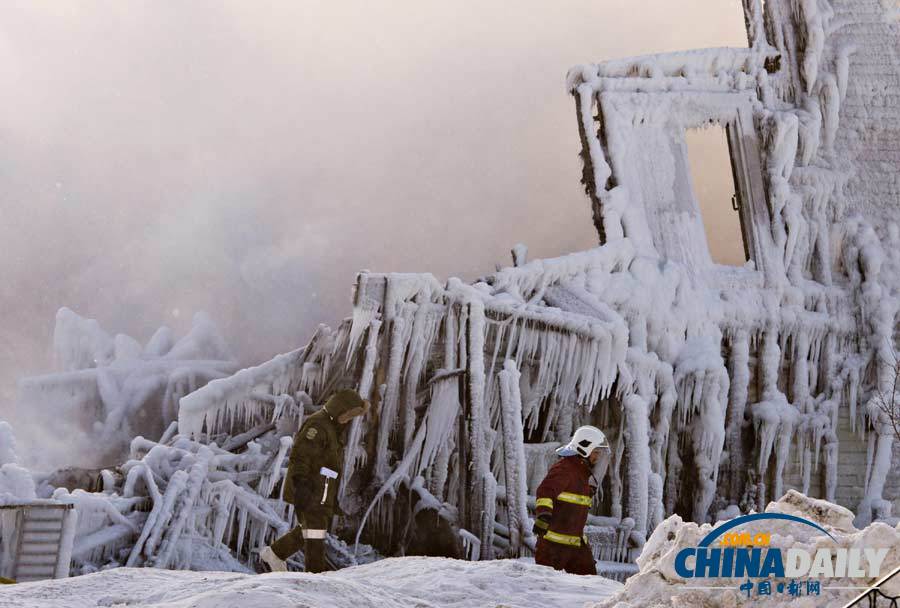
top-left (323, 389), bottom-right (368, 420)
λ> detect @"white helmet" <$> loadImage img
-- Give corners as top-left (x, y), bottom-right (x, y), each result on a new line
top-left (557, 425), bottom-right (610, 457)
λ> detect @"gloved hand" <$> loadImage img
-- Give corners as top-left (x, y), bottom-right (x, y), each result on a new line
top-left (532, 513), bottom-right (551, 538)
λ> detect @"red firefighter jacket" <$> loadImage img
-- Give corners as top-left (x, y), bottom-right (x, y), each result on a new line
top-left (535, 455), bottom-right (595, 545)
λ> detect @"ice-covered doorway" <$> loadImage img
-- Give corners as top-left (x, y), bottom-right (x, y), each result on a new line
top-left (685, 126), bottom-right (748, 266)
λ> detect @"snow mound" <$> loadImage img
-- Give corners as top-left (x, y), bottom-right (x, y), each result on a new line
top-left (0, 557), bottom-right (621, 608)
top-left (590, 491), bottom-right (900, 607)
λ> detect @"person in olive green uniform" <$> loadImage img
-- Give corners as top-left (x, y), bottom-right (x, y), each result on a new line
top-left (260, 389), bottom-right (369, 573)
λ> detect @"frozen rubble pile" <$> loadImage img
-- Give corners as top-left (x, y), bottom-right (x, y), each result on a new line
top-left (4, 319), bottom-right (380, 578)
top-left (46, 417), bottom-right (377, 575)
top-left (0, 556), bottom-right (622, 608)
top-left (176, 265), bottom-right (642, 575)
top-left (590, 491), bottom-right (900, 607)
top-left (16, 308), bottom-right (239, 469)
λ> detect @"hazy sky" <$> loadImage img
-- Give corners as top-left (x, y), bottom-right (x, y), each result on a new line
top-left (0, 1), bottom-right (747, 410)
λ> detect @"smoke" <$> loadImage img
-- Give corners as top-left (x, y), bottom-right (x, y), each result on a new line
top-left (0, 1), bottom-right (746, 466)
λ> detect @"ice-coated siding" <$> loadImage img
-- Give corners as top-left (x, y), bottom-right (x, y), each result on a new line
top-left (829, 0), bottom-right (900, 225)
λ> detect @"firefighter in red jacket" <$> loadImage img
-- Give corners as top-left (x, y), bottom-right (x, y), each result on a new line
top-left (532, 425), bottom-right (609, 575)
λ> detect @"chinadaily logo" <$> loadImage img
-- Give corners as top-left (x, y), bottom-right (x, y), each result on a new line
top-left (673, 513), bottom-right (890, 600)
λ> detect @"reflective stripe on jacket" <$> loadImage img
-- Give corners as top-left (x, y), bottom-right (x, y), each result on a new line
top-left (535, 455), bottom-right (594, 542)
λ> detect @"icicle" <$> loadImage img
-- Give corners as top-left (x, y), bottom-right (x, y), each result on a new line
top-left (459, 529), bottom-right (482, 561)
top-left (347, 273), bottom-right (379, 364)
top-left (401, 299), bottom-right (436, 451)
top-left (725, 330), bottom-right (750, 499)
top-left (610, 416), bottom-right (625, 521)
top-left (417, 377), bottom-right (462, 475)
top-left (650, 361), bottom-right (676, 488)
top-left (341, 318), bottom-right (382, 498)
top-left (463, 299), bottom-right (490, 546)
top-left (623, 395), bottom-right (650, 534)
top-left (823, 437), bottom-right (838, 502)
top-left (178, 347), bottom-right (304, 438)
top-left (795, 0), bottom-right (826, 94)
top-left (479, 473), bottom-right (497, 561)
top-left (848, 362), bottom-right (861, 434)
top-left (857, 432), bottom-right (895, 527)
top-left (127, 468), bottom-right (189, 566)
top-left (373, 316), bottom-right (409, 481)
top-left (151, 449), bottom-right (211, 569)
top-left (819, 74), bottom-right (840, 153)
top-left (498, 360), bottom-right (532, 556)
top-left (260, 436), bottom-right (292, 499)
top-left (429, 439), bottom-right (454, 502)
top-left (354, 414), bottom-right (429, 553)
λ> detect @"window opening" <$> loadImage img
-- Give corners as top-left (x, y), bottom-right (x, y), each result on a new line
top-left (684, 126), bottom-right (749, 267)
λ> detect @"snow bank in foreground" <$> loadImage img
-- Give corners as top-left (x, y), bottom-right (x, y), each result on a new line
top-left (589, 491), bottom-right (900, 607)
top-left (0, 557), bottom-right (621, 608)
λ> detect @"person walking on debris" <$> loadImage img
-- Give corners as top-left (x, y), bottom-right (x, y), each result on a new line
top-left (532, 425), bottom-right (610, 575)
top-left (260, 389), bottom-right (369, 573)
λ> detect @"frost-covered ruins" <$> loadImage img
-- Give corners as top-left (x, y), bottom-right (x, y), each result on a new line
top-left (2, 0), bottom-right (900, 585)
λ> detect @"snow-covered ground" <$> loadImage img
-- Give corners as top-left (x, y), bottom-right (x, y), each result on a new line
top-left (0, 557), bottom-right (621, 608)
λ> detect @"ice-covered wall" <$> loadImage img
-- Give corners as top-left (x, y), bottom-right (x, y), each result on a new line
top-left (566, 0), bottom-right (900, 526)
top-left (173, 264), bottom-right (643, 570)
top-left (813, 0), bottom-right (900, 226)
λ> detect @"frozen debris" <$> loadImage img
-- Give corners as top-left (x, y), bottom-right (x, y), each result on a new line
top-left (178, 348), bottom-right (304, 439)
top-left (178, 321), bottom-right (356, 442)
top-left (511, 243), bottom-right (528, 267)
top-left (40, 425), bottom-right (378, 575)
top-left (0, 422), bottom-right (36, 504)
top-left (591, 491), bottom-right (900, 608)
top-left (16, 309), bottom-right (239, 469)
top-left (53, 307), bottom-right (115, 372)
